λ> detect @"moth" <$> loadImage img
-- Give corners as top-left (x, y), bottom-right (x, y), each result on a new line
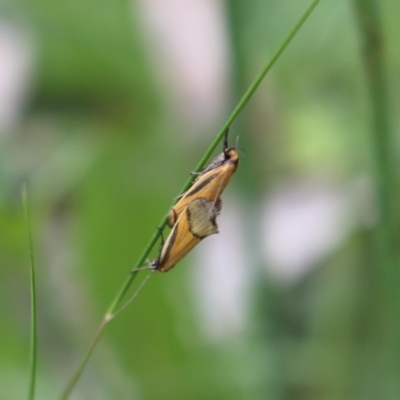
top-left (152, 197), bottom-right (221, 272)
top-left (167, 129), bottom-right (239, 228)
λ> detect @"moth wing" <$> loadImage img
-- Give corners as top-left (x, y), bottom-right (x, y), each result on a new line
top-left (167, 170), bottom-right (221, 227)
top-left (198, 152), bottom-right (225, 174)
top-left (167, 208), bottom-right (178, 228)
top-left (187, 198), bottom-right (220, 238)
top-left (159, 208), bottom-right (200, 271)
top-left (214, 197), bottom-right (222, 214)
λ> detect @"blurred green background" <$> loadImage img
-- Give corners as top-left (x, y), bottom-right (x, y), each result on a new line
top-left (1, 0), bottom-right (400, 399)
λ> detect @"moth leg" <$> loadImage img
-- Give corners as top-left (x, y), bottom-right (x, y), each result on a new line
top-left (131, 259), bottom-right (154, 273)
top-left (174, 193), bottom-right (184, 200)
top-left (131, 266), bottom-right (153, 273)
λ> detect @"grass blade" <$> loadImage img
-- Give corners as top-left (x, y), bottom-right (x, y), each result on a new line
top-left (353, 0), bottom-right (396, 252)
top-left (22, 184), bottom-right (37, 400)
top-left (353, 0), bottom-right (400, 385)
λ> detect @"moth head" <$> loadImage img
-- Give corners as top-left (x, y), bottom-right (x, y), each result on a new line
top-left (222, 128), bottom-right (239, 166)
top-left (223, 147), bottom-right (239, 169)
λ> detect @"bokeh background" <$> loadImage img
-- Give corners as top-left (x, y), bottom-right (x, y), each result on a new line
top-left (1, 0), bottom-right (400, 399)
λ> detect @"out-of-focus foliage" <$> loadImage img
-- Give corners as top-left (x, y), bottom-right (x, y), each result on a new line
top-left (1, 0), bottom-right (399, 399)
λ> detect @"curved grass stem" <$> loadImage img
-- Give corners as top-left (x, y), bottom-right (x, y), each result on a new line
top-left (353, 0), bottom-right (400, 379)
top-left (22, 184), bottom-right (37, 400)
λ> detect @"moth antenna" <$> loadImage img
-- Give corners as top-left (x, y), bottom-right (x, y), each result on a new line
top-left (223, 127), bottom-right (230, 151)
top-left (235, 135), bottom-right (240, 149)
top-left (131, 259), bottom-right (154, 273)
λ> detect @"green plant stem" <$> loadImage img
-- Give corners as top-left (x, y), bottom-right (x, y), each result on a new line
top-left (22, 184), bottom-right (37, 400)
top-left (353, 0), bottom-right (395, 253)
top-left (60, 319), bottom-right (108, 400)
top-left (353, 0), bottom-right (400, 381)
top-left (60, 1), bottom-right (320, 398)
top-left (353, 1), bottom-right (398, 302)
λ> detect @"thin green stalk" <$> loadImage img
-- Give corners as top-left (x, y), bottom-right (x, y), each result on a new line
top-left (353, 0), bottom-right (400, 386)
top-left (60, 1), bottom-right (320, 398)
top-left (22, 184), bottom-right (37, 400)
top-left (353, 1), bottom-right (397, 308)
top-left (353, 0), bottom-right (395, 253)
